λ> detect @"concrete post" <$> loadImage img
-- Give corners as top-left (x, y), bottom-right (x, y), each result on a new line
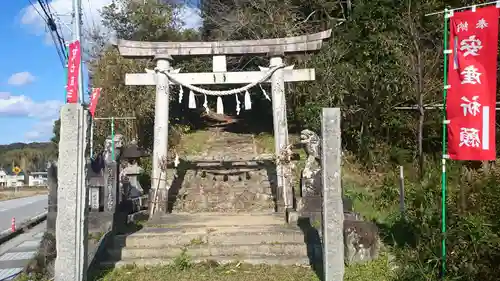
top-left (55, 104), bottom-right (89, 281)
top-left (151, 54), bottom-right (172, 213)
top-left (321, 108), bottom-right (344, 281)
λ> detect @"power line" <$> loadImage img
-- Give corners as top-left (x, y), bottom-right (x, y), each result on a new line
top-left (29, 0), bottom-right (66, 66)
top-left (28, 0), bottom-right (46, 21)
top-left (33, 0), bottom-right (68, 66)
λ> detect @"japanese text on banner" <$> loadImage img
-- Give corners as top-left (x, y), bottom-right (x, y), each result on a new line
top-left (66, 40), bottom-right (81, 104)
top-left (446, 6), bottom-right (498, 161)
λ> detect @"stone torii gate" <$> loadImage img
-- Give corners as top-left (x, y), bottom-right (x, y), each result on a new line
top-left (116, 29), bottom-right (332, 217)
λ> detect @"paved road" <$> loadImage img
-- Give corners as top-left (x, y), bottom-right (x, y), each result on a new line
top-left (0, 222), bottom-right (46, 280)
top-left (0, 195), bottom-right (47, 234)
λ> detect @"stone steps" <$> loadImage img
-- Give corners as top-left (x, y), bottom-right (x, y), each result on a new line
top-left (113, 228), bottom-right (304, 248)
top-left (100, 212), bottom-right (317, 268)
top-left (100, 255), bottom-right (311, 268)
top-left (146, 212), bottom-right (286, 227)
top-left (107, 242), bottom-right (308, 260)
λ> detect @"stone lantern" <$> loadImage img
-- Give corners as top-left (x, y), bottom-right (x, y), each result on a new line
top-left (120, 140), bottom-right (147, 211)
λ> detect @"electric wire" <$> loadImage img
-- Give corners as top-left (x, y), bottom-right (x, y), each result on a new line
top-left (34, 0), bottom-right (68, 66)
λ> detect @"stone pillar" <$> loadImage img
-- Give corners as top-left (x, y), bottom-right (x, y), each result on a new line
top-left (151, 54), bottom-right (172, 213)
top-left (55, 104), bottom-right (89, 281)
top-left (103, 162), bottom-right (117, 213)
top-left (321, 108), bottom-right (344, 281)
top-left (270, 55), bottom-right (292, 213)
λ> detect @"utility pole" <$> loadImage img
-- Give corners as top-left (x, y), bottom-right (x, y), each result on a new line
top-left (73, 0), bottom-right (84, 105)
top-left (74, 0), bottom-right (88, 280)
top-left (55, 1), bottom-right (88, 280)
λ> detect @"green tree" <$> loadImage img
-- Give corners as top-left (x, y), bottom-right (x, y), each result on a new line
top-left (51, 119), bottom-right (60, 146)
top-left (88, 0), bottom-right (203, 154)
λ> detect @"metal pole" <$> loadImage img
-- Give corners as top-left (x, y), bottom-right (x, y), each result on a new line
top-left (71, 0), bottom-right (87, 280)
top-left (74, 0), bottom-right (84, 105)
top-left (425, 1), bottom-right (500, 16)
top-left (441, 8), bottom-right (450, 279)
top-left (90, 119), bottom-right (94, 157)
top-left (111, 117), bottom-right (115, 161)
top-left (398, 165), bottom-right (405, 214)
top-left (94, 117), bottom-right (136, 120)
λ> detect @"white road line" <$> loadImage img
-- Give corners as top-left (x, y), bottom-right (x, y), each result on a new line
top-left (0, 251), bottom-right (36, 261)
top-left (0, 268), bottom-right (23, 280)
top-left (18, 240), bottom-right (41, 248)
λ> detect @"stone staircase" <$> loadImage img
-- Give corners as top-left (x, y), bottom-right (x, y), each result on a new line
top-left (100, 212), bottom-right (319, 268)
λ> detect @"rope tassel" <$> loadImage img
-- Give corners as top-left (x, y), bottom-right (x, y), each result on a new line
top-left (244, 90), bottom-right (252, 110)
top-left (203, 94), bottom-right (210, 114)
top-left (259, 84), bottom-right (271, 101)
top-left (178, 85), bottom-right (183, 103)
top-left (235, 94), bottom-right (241, 115)
top-left (216, 96), bottom-right (224, 114)
top-left (188, 90), bottom-right (196, 109)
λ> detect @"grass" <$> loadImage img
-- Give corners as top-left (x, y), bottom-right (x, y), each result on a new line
top-left (0, 187), bottom-right (48, 201)
top-left (176, 130), bottom-right (285, 156)
top-left (89, 231), bottom-right (105, 242)
top-left (176, 130), bottom-right (218, 155)
top-left (92, 253), bottom-right (394, 281)
top-left (94, 262), bottom-right (318, 281)
top-left (252, 133), bottom-right (275, 154)
top-left (118, 129), bottom-right (396, 281)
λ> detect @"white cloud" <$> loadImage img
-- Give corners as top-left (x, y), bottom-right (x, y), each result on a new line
top-left (24, 120), bottom-right (56, 142)
top-left (0, 92), bottom-right (10, 99)
top-left (0, 93), bottom-right (62, 142)
top-left (0, 93), bottom-right (62, 119)
top-left (20, 0), bottom-right (202, 45)
top-left (7, 72), bottom-right (36, 86)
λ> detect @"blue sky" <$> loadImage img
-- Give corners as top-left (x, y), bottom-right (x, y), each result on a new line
top-left (0, 1), bottom-right (67, 144)
top-left (0, 0), bottom-right (200, 145)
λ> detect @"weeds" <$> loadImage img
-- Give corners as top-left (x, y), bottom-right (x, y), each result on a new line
top-left (344, 159), bottom-right (500, 281)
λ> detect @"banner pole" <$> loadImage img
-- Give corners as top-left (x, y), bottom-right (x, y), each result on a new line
top-left (111, 117), bottom-right (115, 162)
top-left (441, 8), bottom-right (450, 279)
top-left (90, 118), bottom-right (94, 158)
top-left (425, 1), bottom-right (500, 16)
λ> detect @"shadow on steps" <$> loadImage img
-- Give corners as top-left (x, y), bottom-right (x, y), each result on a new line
top-left (297, 217), bottom-right (324, 280)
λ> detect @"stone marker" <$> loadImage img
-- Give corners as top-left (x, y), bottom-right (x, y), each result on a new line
top-left (55, 104), bottom-right (89, 281)
top-left (321, 108), bottom-right (344, 281)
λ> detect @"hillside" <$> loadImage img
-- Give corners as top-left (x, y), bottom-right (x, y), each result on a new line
top-left (0, 142), bottom-right (57, 173)
top-left (0, 142), bottom-right (54, 153)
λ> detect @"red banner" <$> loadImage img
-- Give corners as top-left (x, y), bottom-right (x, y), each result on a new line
top-left (89, 88), bottom-right (101, 117)
top-left (66, 40), bottom-right (81, 103)
top-left (446, 6), bottom-right (498, 160)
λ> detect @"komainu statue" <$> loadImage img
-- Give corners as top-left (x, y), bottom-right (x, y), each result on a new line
top-left (299, 129), bottom-right (322, 197)
top-left (298, 129), bottom-right (380, 265)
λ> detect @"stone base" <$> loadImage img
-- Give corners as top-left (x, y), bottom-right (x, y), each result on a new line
top-left (286, 209), bottom-right (299, 225)
top-left (344, 220), bottom-right (379, 265)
